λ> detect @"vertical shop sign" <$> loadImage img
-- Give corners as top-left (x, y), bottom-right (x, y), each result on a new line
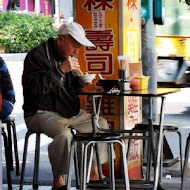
top-left (120, 0), bottom-right (143, 180)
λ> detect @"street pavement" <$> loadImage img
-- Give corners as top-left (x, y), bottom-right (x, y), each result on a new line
top-left (1, 59), bottom-right (190, 189)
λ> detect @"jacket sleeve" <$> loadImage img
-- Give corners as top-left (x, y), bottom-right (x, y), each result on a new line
top-left (22, 47), bottom-right (64, 97)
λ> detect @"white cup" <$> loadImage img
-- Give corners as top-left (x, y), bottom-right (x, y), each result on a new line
top-left (118, 81), bottom-right (130, 91)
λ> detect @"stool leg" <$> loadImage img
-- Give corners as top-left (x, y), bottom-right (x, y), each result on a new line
top-left (142, 130), bottom-right (153, 181)
top-left (6, 122), bottom-right (14, 170)
top-left (86, 143), bottom-right (94, 183)
top-left (33, 133), bottom-right (41, 189)
top-left (67, 140), bottom-right (76, 190)
top-left (162, 130), bottom-right (183, 182)
top-left (120, 139), bottom-right (130, 190)
top-left (146, 137), bottom-right (152, 181)
top-left (159, 131), bottom-right (165, 184)
top-left (81, 142), bottom-right (91, 190)
top-left (74, 141), bottom-right (80, 188)
top-left (108, 143), bottom-right (115, 190)
top-left (181, 134), bottom-right (190, 190)
top-left (80, 142), bottom-right (85, 190)
top-left (11, 121), bottom-right (20, 176)
top-left (19, 131), bottom-right (33, 190)
top-left (2, 128), bottom-right (12, 190)
top-left (177, 131), bottom-right (183, 179)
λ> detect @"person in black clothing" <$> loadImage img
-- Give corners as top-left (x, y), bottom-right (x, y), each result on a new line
top-left (22, 22), bottom-right (109, 190)
top-left (0, 57), bottom-right (16, 118)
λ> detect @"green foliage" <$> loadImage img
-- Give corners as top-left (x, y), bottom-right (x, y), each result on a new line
top-left (0, 11), bottom-right (57, 53)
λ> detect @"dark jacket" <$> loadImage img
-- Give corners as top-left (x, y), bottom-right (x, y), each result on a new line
top-left (0, 57), bottom-right (15, 104)
top-left (22, 38), bottom-right (81, 118)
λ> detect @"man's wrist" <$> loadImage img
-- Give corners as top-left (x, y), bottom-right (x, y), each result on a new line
top-left (56, 64), bottom-right (66, 76)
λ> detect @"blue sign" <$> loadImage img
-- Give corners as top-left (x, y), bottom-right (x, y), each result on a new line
top-left (141, 0), bottom-right (151, 25)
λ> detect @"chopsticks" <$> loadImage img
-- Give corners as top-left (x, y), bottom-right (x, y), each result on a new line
top-left (119, 60), bottom-right (129, 70)
top-left (98, 74), bottom-right (104, 79)
top-left (118, 55), bottom-right (130, 70)
top-left (78, 68), bottom-right (84, 75)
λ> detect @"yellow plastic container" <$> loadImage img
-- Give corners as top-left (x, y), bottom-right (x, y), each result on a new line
top-left (135, 76), bottom-right (150, 89)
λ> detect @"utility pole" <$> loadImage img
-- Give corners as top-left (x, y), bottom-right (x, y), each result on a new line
top-left (141, 0), bottom-right (157, 123)
top-left (142, 0), bottom-right (175, 165)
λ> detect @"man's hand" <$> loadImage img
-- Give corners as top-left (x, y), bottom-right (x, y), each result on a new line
top-left (78, 72), bottom-right (92, 87)
top-left (59, 56), bottom-right (80, 73)
top-left (78, 79), bottom-right (92, 87)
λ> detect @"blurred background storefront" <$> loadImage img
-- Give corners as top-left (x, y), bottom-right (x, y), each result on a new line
top-left (156, 0), bottom-right (190, 87)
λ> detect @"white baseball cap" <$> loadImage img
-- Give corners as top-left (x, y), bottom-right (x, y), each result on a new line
top-left (57, 22), bottom-right (95, 47)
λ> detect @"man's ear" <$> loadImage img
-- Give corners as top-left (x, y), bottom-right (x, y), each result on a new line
top-left (57, 36), bottom-right (64, 46)
top-left (61, 36), bottom-right (65, 41)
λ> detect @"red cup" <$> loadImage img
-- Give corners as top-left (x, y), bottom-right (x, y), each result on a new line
top-left (130, 79), bottom-right (140, 91)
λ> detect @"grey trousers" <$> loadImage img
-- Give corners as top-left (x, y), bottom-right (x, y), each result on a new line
top-left (25, 109), bottom-right (109, 176)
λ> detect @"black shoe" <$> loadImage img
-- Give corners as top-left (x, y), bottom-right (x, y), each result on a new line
top-left (87, 178), bottom-right (109, 189)
top-left (89, 177), bottom-right (109, 184)
top-left (51, 185), bottom-right (67, 190)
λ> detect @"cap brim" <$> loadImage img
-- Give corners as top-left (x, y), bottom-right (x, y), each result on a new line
top-left (71, 35), bottom-right (95, 47)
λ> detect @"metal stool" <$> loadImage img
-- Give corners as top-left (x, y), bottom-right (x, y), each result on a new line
top-left (19, 129), bottom-right (41, 190)
top-left (2, 116), bottom-right (20, 176)
top-left (2, 127), bottom-right (12, 190)
top-left (160, 124), bottom-right (183, 181)
top-left (67, 132), bottom-right (130, 190)
top-left (133, 123), bottom-right (182, 181)
top-left (19, 129), bottom-right (80, 190)
top-left (181, 133), bottom-right (190, 190)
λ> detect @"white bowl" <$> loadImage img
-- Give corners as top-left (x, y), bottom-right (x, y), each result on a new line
top-left (78, 74), bottom-right (96, 83)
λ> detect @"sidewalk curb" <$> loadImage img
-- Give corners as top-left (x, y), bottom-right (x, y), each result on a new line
top-left (0, 53), bottom-right (27, 61)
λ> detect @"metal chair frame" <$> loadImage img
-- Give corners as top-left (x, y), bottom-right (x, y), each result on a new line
top-left (160, 125), bottom-right (183, 182)
top-left (2, 127), bottom-right (12, 190)
top-left (2, 116), bottom-right (20, 176)
top-left (66, 132), bottom-right (130, 190)
top-left (19, 130), bottom-right (41, 190)
top-left (181, 133), bottom-right (190, 190)
top-left (19, 129), bottom-right (80, 190)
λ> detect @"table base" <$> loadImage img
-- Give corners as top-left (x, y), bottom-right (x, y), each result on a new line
top-left (87, 179), bottom-right (165, 189)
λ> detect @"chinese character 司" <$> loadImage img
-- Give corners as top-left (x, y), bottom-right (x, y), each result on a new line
top-left (127, 0), bottom-right (137, 10)
top-left (85, 53), bottom-right (113, 75)
top-left (83, 0), bottom-right (114, 11)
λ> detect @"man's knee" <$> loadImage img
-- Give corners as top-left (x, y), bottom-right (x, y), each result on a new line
top-left (99, 117), bottom-right (109, 129)
top-left (59, 130), bottom-right (73, 141)
top-left (48, 130), bottom-right (73, 151)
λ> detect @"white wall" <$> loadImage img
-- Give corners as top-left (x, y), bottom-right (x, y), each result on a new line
top-left (59, 0), bottom-right (73, 20)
